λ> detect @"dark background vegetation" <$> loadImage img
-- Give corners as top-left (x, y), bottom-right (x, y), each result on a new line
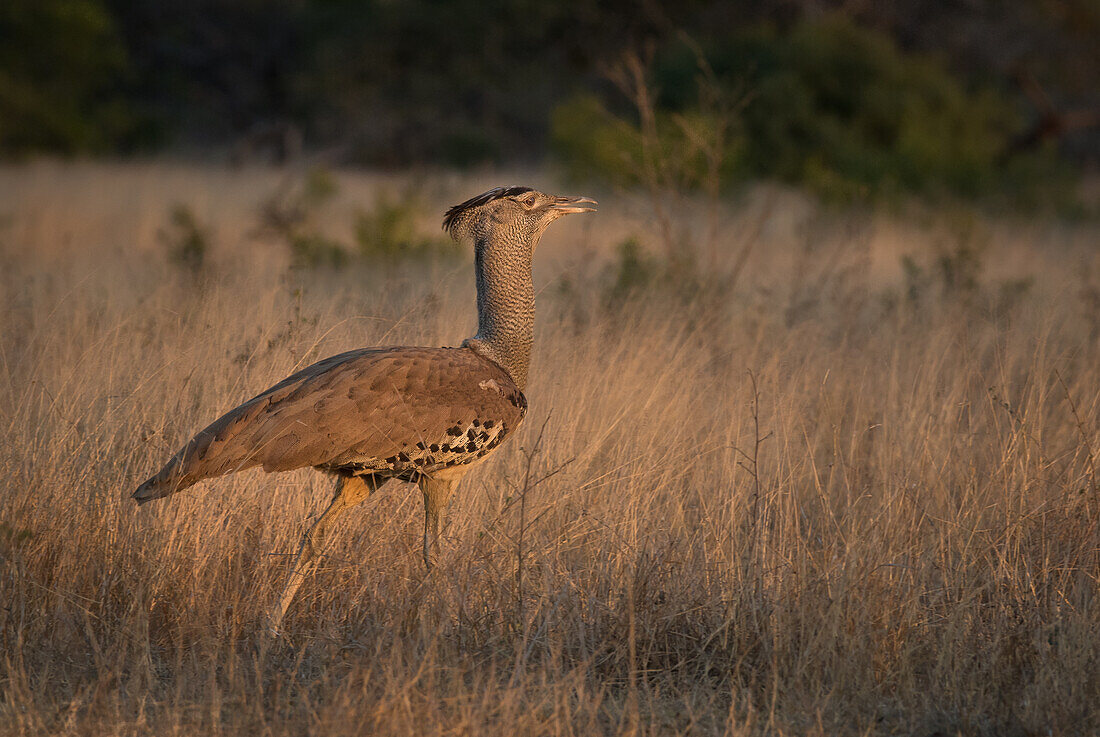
top-left (1, 0), bottom-right (1098, 200)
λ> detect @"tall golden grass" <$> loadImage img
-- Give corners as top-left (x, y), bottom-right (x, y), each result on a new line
top-left (1, 161), bottom-right (1098, 735)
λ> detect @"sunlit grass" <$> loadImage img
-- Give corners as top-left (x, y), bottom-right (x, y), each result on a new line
top-left (0, 161), bottom-right (1097, 736)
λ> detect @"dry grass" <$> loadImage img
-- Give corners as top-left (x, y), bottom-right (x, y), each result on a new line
top-left (1, 161), bottom-right (1098, 736)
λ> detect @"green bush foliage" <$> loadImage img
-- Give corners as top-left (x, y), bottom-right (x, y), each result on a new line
top-left (728, 18), bottom-right (1018, 197)
top-left (257, 167), bottom-right (347, 269)
top-left (552, 17), bottom-right (1053, 200)
top-left (158, 204), bottom-right (209, 276)
top-left (550, 96), bottom-right (645, 188)
top-left (0, 0), bottom-right (142, 155)
top-left (256, 170), bottom-right (457, 269)
top-left (0, 2), bottom-right (1086, 202)
top-left (354, 191), bottom-right (458, 262)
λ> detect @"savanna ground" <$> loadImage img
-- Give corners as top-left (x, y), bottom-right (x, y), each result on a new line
top-left (1, 161), bottom-right (1098, 736)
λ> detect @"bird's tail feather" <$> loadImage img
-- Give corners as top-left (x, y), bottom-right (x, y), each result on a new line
top-left (131, 460), bottom-right (193, 505)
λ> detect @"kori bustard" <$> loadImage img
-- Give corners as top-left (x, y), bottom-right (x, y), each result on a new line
top-left (132, 186), bottom-right (597, 633)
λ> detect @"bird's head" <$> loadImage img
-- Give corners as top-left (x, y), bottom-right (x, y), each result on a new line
top-left (442, 186), bottom-right (597, 248)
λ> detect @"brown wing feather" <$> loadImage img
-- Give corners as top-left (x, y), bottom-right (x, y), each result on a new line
top-left (132, 347), bottom-right (526, 503)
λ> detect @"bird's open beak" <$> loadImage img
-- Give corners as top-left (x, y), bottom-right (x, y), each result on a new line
top-left (550, 195), bottom-right (598, 215)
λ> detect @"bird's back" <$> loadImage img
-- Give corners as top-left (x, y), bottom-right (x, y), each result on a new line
top-left (133, 346), bottom-right (527, 503)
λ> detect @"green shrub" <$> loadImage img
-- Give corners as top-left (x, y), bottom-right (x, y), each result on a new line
top-left (257, 166), bottom-right (349, 269)
top-left (551, 16), bottom-right (1055, 201)
top-left (550, 93), bottom-right (741, 192)
top-left (700, 17), bottom-right (1023, 198)
top-left (605, 236), bottom-right (657, 303)
top-left (354, 190), bottom-right (458, 262)
top-left (601, 235), bottom-right (706, 311)
top-left (0, 0), bottom-right (142, 155)
top-left (895, 208), bottom-right (1032, 316)
top-left (257, 172), bottom-right (460, 269)
top-left (289, 233), bottom-right (347, 269)
top-left (550, 95), bottom-right (646, 188)
top-left (158, 204), bottom-right (209, 276)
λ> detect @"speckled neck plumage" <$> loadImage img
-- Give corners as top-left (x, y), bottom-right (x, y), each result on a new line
top-left (462, 228), bottom-right (536, 390)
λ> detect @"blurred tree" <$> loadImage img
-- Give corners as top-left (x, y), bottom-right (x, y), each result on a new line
top-left (552, 17), bottom-right (1058, 200)
top-left (105, 0), bottom-right (306, 145)
top-left (0, 0), bottom-right (140, 154)
top-left (301, 0), bottom-right (637, 165)
top-left (0, 0), bottom-right (1095, 187)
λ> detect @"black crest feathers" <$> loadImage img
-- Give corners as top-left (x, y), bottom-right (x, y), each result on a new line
top-left (442, 186), bottom-right (533, 235)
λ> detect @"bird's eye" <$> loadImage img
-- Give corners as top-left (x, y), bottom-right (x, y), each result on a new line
top-left (519, 194), bottom-right (537, 207)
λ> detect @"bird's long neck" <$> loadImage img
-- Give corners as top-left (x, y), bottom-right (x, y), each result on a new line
top-left (464, 231), bottom-right (535, 390)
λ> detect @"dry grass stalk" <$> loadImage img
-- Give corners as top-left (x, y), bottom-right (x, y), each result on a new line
top-left (0, 162), bottom-right (1098, 735)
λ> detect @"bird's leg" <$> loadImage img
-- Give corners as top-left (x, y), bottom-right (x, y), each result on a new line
top-left (266, 474), bottom-right (377, 636)
top-left (419, 476), bottom-right (457, 571)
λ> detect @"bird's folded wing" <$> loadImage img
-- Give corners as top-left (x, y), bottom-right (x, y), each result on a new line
top-left (161, 346), bottom-right (526, 484)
